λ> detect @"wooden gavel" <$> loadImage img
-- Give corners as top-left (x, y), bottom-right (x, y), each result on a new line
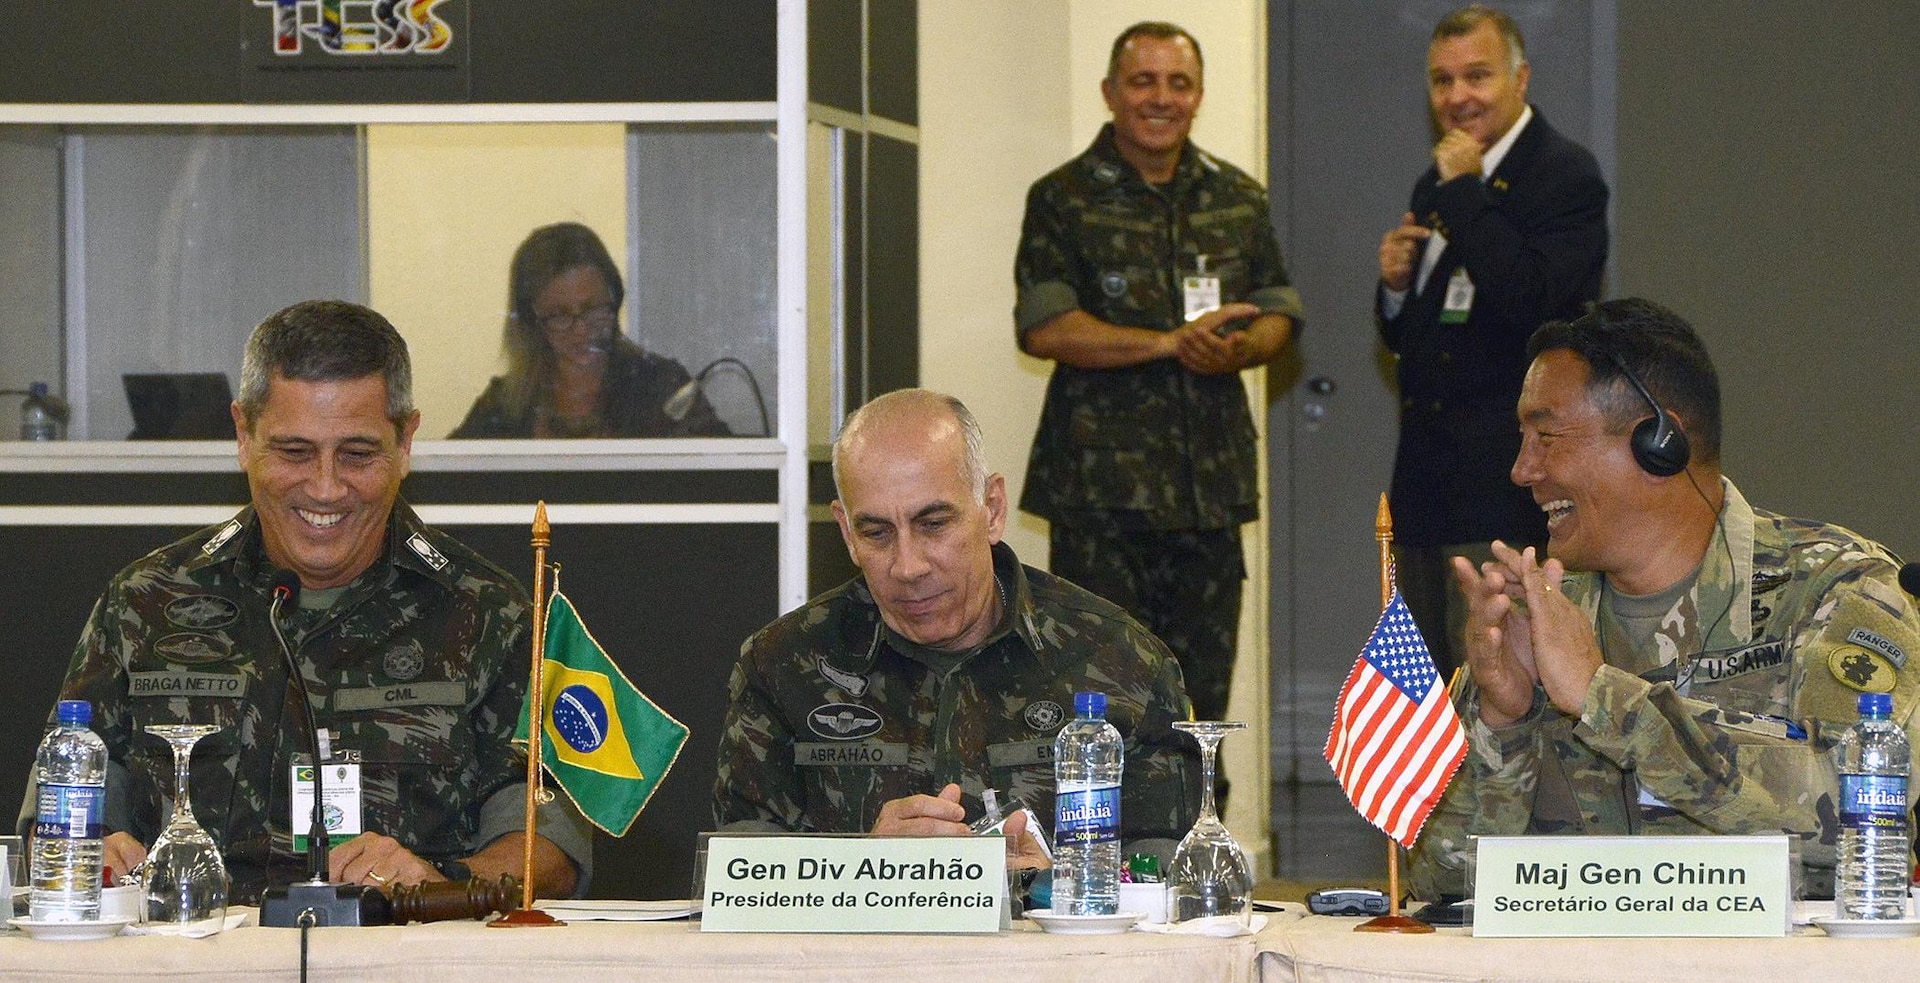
top-left (387, 874), bottom-right (523, 924)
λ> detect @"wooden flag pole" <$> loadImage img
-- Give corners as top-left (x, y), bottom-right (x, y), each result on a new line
top-left (491, 501), bottom-right (563, 927)
top-left (1355, 493), bottom-right (1433, 934)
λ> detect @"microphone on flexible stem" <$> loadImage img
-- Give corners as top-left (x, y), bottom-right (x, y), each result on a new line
top-left (1899, 563), bottom-right (1920, 600)
top-left (664, 356), bottom-right (772, 436)
top-left (259, 572), bottom-right (389, 927)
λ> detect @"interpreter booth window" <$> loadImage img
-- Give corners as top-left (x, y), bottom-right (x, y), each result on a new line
top-left (0, 121), bottom-right (777, 441)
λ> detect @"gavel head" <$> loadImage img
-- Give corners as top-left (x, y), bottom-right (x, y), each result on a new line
top-left (387, 873), bottom-right (523, 924)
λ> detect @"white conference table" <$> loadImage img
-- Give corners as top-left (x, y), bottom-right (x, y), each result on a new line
top-left (1258, 912), bottom-right (1918, 982)
top-left (0, 908), bottom-right (1289, 983)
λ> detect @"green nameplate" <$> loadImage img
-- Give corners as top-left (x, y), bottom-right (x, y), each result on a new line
top-left (1473, 835), bottom-right (1790, 937)
top-left (701, 835), bottom-right (1006, 933)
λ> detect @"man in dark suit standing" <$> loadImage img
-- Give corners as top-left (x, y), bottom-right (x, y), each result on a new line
top-left (1376, 4), bottom-right (1608, 678)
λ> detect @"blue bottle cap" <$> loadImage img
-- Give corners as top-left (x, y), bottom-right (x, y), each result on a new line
top-left (55, 700), bottom-right (92, 726)
top-left (1074, 691), bottom-right (1107, 717)
top-left (1859, 692), bottom-right (1893, 718)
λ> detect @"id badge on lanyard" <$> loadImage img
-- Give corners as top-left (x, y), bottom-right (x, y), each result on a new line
top-left (1439, 267), bottom-right (1474, 324)
top-left (291, 742), bottom-right (364, 851)
top-left (1183, 254), bottom-right (1221, 321)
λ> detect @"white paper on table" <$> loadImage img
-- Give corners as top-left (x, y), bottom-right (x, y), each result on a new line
top-left (125, 911), bottom-right (251, 938)
top-left (1133, 913), bottom-right (1268, 937)
top-left (535, 899), bottom-right (696, 921)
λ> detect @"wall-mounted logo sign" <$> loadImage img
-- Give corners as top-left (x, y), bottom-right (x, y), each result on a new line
top-left (253, 0), bottom-right (454, 56)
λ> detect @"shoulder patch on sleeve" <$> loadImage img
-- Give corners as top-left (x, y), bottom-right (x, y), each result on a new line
top-left (1829, 648), bottom-right (1897, 693)
top-left (1796, 589), bottom-right (1920, 719)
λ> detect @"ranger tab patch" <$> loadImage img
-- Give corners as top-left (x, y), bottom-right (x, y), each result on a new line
top-left (1846, 627), bottom-right (1908, 669)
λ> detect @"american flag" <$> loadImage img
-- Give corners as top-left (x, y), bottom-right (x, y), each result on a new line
top-left (1323, 591), bottom-right (1467, 847)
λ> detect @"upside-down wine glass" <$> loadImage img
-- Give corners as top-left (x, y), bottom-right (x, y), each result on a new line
top-left (1167, 720), bottom-right (1254, 928)
top-left (142, 724), bottom-right (229, 933)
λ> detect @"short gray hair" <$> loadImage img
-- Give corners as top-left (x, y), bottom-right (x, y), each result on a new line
top-left (832, 389), bottom-right (988, 503)
top-left (237, 300), bottom-right (414, 433)
top-left (1433, 4), bottom-right (1527, 73)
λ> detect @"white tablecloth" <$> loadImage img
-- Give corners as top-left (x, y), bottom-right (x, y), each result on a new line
top-left (0, 909), bottom-right (1283, 983)
top-left (1259, 913), bottom-right (1920, 982)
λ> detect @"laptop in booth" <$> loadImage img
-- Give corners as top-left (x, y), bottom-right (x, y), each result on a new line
top-left (124, 373), bottom-right (237, 440)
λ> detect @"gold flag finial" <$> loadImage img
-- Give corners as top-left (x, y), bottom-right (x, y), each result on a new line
top-left (1356, 489), bottom-right (1431, 935)
top-left (496, 500), bottom-right (563, 926)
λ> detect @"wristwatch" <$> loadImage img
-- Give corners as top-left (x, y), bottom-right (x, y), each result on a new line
top-left (434, 858), bottom-right (473, 882)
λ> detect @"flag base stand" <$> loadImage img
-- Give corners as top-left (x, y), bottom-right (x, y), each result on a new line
top-left (1354, 914), bottom-right (1432, 934)
top-left (488, 908), bottom-right (566, 928)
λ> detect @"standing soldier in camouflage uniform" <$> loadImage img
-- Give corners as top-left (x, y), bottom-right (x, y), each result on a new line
top-left (713, 389), bottom-right (1198, 862)
top-left (19, 301), bottom-right (589, 904)
top-left (1410, 299), bottom-right (1920, 900)
top-left (1015, 21), bottom-right (1303, 723)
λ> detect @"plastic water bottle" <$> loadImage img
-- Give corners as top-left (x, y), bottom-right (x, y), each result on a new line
top-left (30, 700), bottom-right (108, 921)
top-left (1835, 691), bottom-right (1911, 920)
top-left (1053, 691), bottom-right (1122, 916)
top-left (19, 382), bottom-right (59, 441)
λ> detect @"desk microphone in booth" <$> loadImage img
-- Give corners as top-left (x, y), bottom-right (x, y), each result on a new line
top-left (259, 573), bottom-right (389, 927)
top-left (664, 356), bottom-right (771, 436)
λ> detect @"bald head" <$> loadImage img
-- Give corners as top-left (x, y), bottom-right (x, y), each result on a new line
top-left (832, 389), bottom-right (989, 503)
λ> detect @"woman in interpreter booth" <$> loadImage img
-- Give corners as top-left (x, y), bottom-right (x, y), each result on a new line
top-left (449, 222), bottom-right (731, 439)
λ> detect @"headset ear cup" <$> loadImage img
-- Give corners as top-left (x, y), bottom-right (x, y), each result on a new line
top-left (1631, 413), bottom-right (1690, 477)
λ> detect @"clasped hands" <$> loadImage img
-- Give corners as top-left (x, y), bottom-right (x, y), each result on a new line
top-left (871, 783), bottom-right (1052, 871)
top-left (1452, 541), bottom-right (1604, 728)
top-left (1167, 302), bottom-right (1262, 375)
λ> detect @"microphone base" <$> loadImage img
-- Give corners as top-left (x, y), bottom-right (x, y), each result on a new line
top-left (260, 881), bottom-right (392, 927)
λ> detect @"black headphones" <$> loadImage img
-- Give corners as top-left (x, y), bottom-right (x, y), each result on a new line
top-left (1606, 351), bottom-right (1690, 477)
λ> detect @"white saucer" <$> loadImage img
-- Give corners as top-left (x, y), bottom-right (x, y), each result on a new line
top-left (1812, 915), bottom-right (1920, 938)
top-left (1025, 910), bottom-right (1144, 935)
top-left (8, 916), bottom-right (134, 941)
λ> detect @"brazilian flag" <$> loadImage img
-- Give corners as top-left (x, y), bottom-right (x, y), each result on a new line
top-left (514, 591), bottom-right (688, 836)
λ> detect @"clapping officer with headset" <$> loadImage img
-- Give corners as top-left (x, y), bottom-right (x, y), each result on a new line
top-left (1409, 298), bottom-right (1920, 901)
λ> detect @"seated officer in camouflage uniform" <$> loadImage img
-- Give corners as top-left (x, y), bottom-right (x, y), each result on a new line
top-left (20, 300), bottom-right (589, 903)
top-left (1410, 298), bottom-right (1920, 899)
top-left (713, 389), bottom-right (1198, 860)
